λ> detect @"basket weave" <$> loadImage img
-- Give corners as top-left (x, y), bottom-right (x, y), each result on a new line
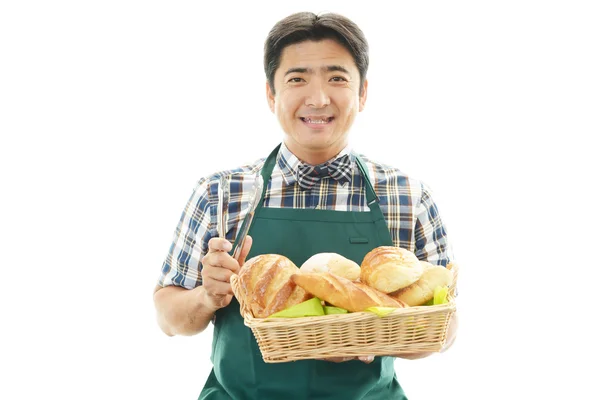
top-left (230, 264), bottom-right (458, 363)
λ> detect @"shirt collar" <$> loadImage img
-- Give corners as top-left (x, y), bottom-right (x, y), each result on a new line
top-left (276, 142), bottom-right (354, 187)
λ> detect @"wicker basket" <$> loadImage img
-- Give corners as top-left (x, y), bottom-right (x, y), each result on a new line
top-left (230, 264), bottom-right (458, 363)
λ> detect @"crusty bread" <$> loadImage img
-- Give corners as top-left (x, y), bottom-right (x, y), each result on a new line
top-left (360, 246), bottom-right (424, 293)
top-left (238, 254), bottom-right (312, 318)
top-left (354, 282), bottom-right (409, 308)
top-left (291, 272), bottom-right (404, 312)
top-left (300, 253), bottom-right (361, 281)
top-left (388, 261), bottom-right (453, 306)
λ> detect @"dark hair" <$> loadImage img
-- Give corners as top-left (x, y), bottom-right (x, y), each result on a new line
top-left (264, 12), bottom-right (369, 96)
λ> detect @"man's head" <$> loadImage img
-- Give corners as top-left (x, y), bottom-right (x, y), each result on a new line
top-left (264, 12), bottom-right (369, 165)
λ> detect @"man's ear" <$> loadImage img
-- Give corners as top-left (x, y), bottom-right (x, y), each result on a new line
top-left (359, 79), bottom-right (368, 112)
top-left (266, 81), bottom-right (275, 113)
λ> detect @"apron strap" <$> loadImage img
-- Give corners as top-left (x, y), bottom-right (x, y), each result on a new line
top-left (258, 144), bottom-right (280, 204)
top-left (258, 144), bottom-right (381, 211)
top-left (353, 153), bottom-right (380, 210)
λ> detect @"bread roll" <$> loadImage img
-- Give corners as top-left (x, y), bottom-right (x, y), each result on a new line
top-left (300, 253), bottom-right (361, 281)
top-left (388, 261), bottom-right (453, 306)
top-left (360, 246), bottom-right (424, 293)
top-left (291, 272), bottom-right (405, 312)
top-left (238, 254), bottom-right (312, 318)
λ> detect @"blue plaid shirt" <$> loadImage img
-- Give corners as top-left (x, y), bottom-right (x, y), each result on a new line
top-left (158, 143), bottom-right (453, 289)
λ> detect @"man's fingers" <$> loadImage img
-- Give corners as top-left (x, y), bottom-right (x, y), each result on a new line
top-left (202, 266), bottom-right (233, 283)
top-left (395, 352), bottom-right (432, 360)
top-left (207, 237), bottom-right (233, 253)
top-left (317, 357), bottom-right (355, 363)
top-left (237, 236), bottom-right (253, 266)
top-left (317, 355), bottom-right (373, 363)
top-left (202, 251), bottom-right (240, 273)
top-left (358, 355), bottom-right (375, 364)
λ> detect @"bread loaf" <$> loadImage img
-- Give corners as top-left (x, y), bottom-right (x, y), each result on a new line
top-left (238, 254), bottom-right (312, 318)
top-left (360, 246), bottom-right (424, 293)
top-left (291, 272), bottom-right (405, 312)
top-left (300, 253), bottom-right (361, 281)
top-left (354, 282), bottom-right (409, 308)
top-left (388, 261), bottom-right (453, 306)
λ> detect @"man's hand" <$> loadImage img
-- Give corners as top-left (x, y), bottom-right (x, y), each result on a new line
top-left (200, 236), bottom-right (253, 311)
top-left (317, 356), bottom-right (375, 364)
top-left (394, 311), bottom-right (458, 360)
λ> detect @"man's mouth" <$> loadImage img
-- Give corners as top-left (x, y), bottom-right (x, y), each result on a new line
top-left (300, 117), bottom-right (334, 125)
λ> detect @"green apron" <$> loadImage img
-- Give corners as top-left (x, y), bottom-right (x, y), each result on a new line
top-left (199, 145), bottom-right (408, 400)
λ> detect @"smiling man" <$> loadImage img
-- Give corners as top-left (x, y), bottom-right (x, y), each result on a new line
top-left (267, 39), bottom-right (366, 165)
top-left (154, 12), bottom-right (456, 400)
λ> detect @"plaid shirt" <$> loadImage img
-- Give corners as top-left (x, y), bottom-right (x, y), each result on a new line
top-left (158, 143), bottom-right (453, 289)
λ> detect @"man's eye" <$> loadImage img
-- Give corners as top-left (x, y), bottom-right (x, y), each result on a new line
top-left (330, 76), bottom-right (348, 82)
top-left (288, 77), bottom-right (304, 83)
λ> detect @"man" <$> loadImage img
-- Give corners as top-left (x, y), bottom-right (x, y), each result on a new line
top-left (154, 11), bottom-right (457, 399)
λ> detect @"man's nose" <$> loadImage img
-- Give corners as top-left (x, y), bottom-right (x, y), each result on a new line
top-left (304, 82), bottom-right (330, 108)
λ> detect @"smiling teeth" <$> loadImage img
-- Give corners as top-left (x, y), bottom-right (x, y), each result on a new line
top-left (305, 118), bottom-right (330, 124)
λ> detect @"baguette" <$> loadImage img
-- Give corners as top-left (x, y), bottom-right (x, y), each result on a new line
top-left (291, 272), bottom-right (405, 312)
top-left (238, 254), bottom-right (312, 318)
top-left (354, 282), bottom-right (409, 308)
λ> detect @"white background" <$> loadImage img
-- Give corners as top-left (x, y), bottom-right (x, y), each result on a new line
top-left (1, 1), bottom-right (599, 399)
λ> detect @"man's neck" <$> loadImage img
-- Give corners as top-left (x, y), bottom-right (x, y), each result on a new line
top-left (284, 140), bottom-right (348, 166)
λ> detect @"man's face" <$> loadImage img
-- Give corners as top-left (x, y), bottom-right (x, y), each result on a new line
top-left (266, 39), bottom-right (367, 164)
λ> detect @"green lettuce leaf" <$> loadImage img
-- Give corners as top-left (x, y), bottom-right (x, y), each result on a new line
top-left (365, 306), bottom-right (397, 317)
top-left (433, 286), bottom-right (449, 305)
top-left (268, 297), bottom-right (325, 318)
top-left (421, 286), bottom-right (449, 306)
top-left (324, 306), bottom-right (349, 315)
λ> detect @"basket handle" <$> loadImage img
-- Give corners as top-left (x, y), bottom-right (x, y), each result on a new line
top-left (230, 274), bottom-right (254, 319)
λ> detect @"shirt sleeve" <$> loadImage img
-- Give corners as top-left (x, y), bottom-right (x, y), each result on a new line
top-left (413, 182), bottom-right (454, 267)
top-left (157, 178), bottom-right (216, 289)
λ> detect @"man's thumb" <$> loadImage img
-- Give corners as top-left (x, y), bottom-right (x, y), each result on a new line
top-left (236, 236), bottom-right (253, 266)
